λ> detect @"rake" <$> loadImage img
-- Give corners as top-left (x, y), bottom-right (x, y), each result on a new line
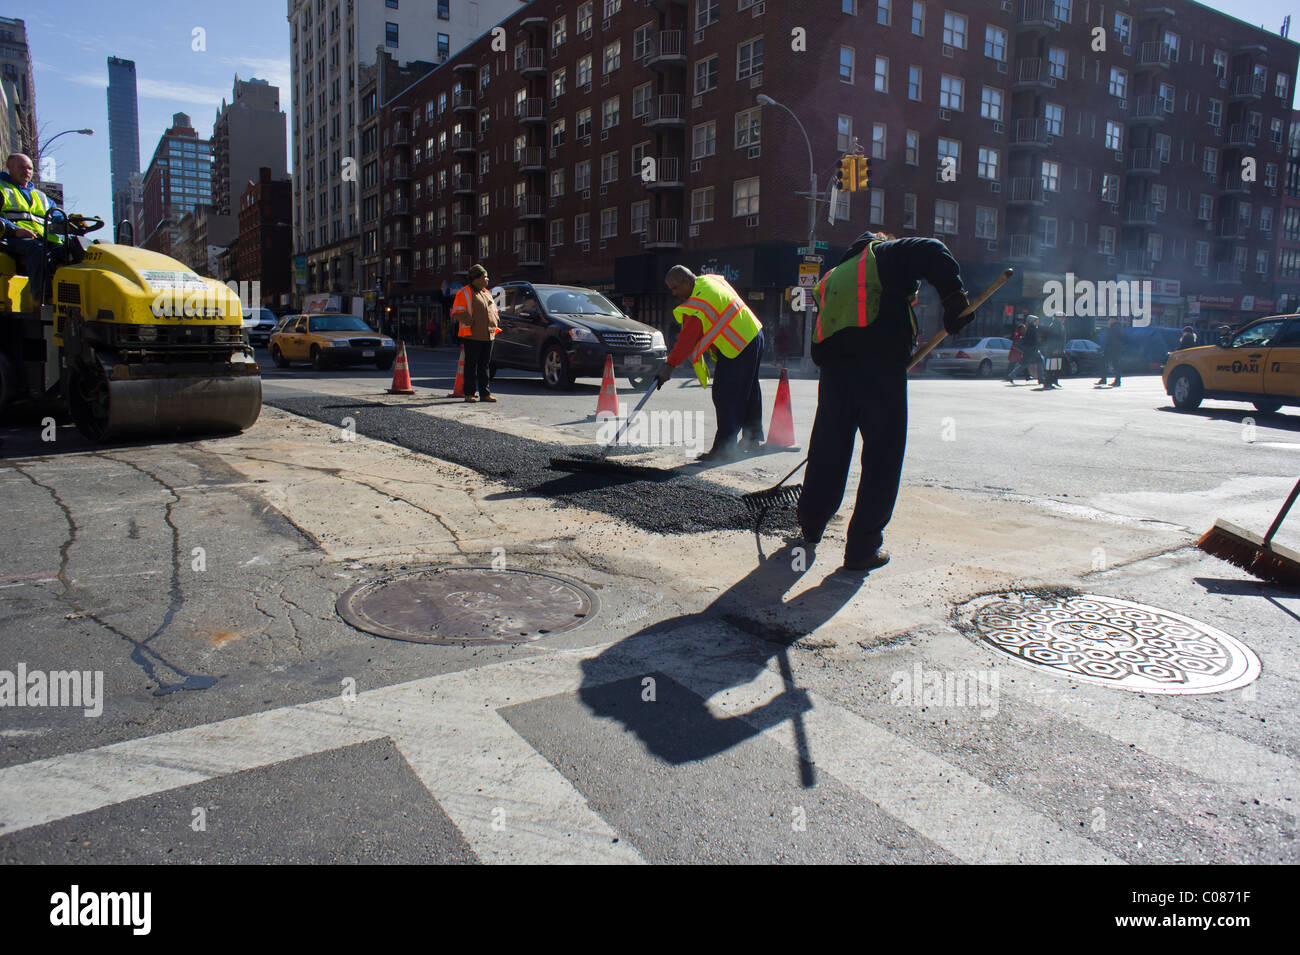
top-left (739, 267), bottom-right (1015, 524)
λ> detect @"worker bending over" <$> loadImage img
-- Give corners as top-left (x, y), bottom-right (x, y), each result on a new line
top-left (655, 265), bottom-right (765, 462)
top-left (798, 231), bottom-right (972, 573)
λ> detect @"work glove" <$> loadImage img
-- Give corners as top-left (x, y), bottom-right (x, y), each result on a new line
top-left (942, 289), bottom-right (973, 335)
top-left (654, 361), bottom-right (674, 390)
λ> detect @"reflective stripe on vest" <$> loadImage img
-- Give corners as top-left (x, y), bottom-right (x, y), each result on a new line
top-left (813, 241), bottom-right (915, 344)
top-left (678, 276), bottom-right (760, 364)
top-left (0, 182), bottom-right (59, 243)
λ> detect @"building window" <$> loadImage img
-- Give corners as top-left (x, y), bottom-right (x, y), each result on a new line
top-left (577, 54), bottom-right (592, 87)
top-left (1147, 233), bottom-right (1162, 261)
top-left (1104, 121), bottom-right (1122, 151)
top-left (738, 38), bottom-right (764, 80)
top-left (733, 177), bottom-right (760, 216)
top-left (578, 2), bottom-right (593, 34)
top-left (934, 198), bottom-right (957, 234)
top-left (1156, 133), bottom-right (1171, 163)
top-left (600, 207), bottom-right (617, 239)
top-left (977, 147), bottom-right (998, 180)
top-left (575, 213), bottom-right (590, 243)
top-left (1213, 50), bottom-right (1227, 80)
top-left (1152, 183), bottom-right (1167, 213)
top-left (939, 75), bottom-right (963, 111)
top-left (437, 0), bottom-right (449, 19)
top-left (1040, 217), bottom-right (1057, 248)
top-left (552, 68), bottom-right (567, 99)
top-left (633, 82), bottom-right (652, 118)
top-left (631, 200), bottom-right (649, 234)
top-left (437, 33), bottom-right (449, 58)
top-left (873, 56), bottom-right (888, 92)
top-left (602, 96), bottom-right (620, 130)
top-left (575, 160), bottom-right (591, 192)
top-left (696, 0), bottom-right (719, 29)
top-left (911, 1), bottom-right (924, 36)
top-left (1164, 31), bottom-right (1179, 62)
top-left (1101, 174), bottom-right (1119, 203)
top-left (551, 169), bottom-right (565, 197)
top-left (1044, 103), bottom-right (1063, 136)
top-left (1097, 226), bottom-right (1116, 255)
top-left (980, 87), bottom-right (1003, 121)
top-left (837, 115), bottom-right (853, 152)
top-left (866, 189), bottom-right (882, 224)
top-left (840, 47), bottom-right (855, 84)
top-left (550, 219), bottom-right (563, 247)
top-left (695, 55), bottom-right (719, 94)
top-left (903, 193), bottom-right (916, 228)
top-left (905, 129), bottom-right (918, 165)
top-left (385, 22), bottom-right (398, 47)
top-left (603, 40), bottom-right (621, 74)
top-left (984, 25), bottom-right (1007, 62)
top-left (1208, 99), bottom-right (1222, 129)
top-left (600, 151), bottom-right (619, 184)
top-left (1202, 147), bottom-right (1217, 175)
top-left (1048, 47), bottom-right (1067, 80)
top-left (1108, 68), bottom-right (1127, 99)
top-left (937, 137), bottom-right (959, 173)
top-left (691, 186), bottom-right (714, 223)
top-left (633, 24), bottom-right (652, 61)
top-left (553, 16), bottom-right (567, 48)
top-left (975, 206), bottom-right (997, 239)
top-left (877, 0), bottom-right (890, 25)
top-left (692, 121), bottom-right (717, 158)
top-left (604, 0), bottom-right (622, 18)
top-left (552, 118), bottom-right (566, 148)
top-left (735, 108), bottom-right (761, 148)
top-left (941, 12), bottom-right (966, 48)
top-left (576, 107), bottom-right (592, 139)
top-left (1041, 160), bottom-right (1061, 192)
top-left (834, 190), bottom-right (850, 221)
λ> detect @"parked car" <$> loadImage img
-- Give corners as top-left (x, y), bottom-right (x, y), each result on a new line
top-left (1062, 339), bottom-right (1104, 377)
top-left (269, 313), bottom-right (396, 371)
top-left (1164, 313), bottom-right (1300, 413)
top-left (488, 282), bottom-right (668, 389)
top-left (243, 307), bottom-right (279, 347)
top-left (926, 336), bottom-right (1012, 377)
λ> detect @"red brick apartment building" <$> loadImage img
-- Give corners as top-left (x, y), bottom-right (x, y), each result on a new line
top-left (358, 0), bottom-right (1299, 347)
top-left (235, 167), bottom-right (294, 307)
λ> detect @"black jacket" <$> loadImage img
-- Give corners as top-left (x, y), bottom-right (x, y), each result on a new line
top-left (1021, 324), bottom-right (1039, 352)
top-left (1042, 320), bottom-right (1066, 354)
top-left (1104, 323), bottom-right (1124, 355)
top-left (811, 233), bottom-right (965, 369)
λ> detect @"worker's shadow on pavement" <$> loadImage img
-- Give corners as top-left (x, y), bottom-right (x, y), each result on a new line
top-left (578, 540), bottom-right (862, 787)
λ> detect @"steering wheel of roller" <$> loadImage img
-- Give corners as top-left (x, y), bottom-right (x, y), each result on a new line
top-left (66, 214), bottom-right (104, 235)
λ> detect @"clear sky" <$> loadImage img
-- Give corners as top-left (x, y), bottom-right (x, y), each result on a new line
top-left (19, 0), bottom-right (1300, 225)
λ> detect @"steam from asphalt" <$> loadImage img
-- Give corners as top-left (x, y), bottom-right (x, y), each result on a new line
top-left (267, 397), bottom-right (797, 535)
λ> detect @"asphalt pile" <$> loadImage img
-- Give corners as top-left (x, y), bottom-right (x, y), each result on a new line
top-left (268, 396), bottom-right (797, 535)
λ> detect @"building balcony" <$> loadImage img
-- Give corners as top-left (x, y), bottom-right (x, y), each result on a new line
top-left (451, 255), bottom-right (470, 275)
top-left (390, 268), bottom-right (411, 284)
top-left (1016, 0), bottom-right (1062, 33)
top-left (453, 174), bottom-right (475, 195)
top-left (1129, 95), bottom-right (1168, 123)
top-left (1124, 202), bottom-right (1158, 226)
top-left (515, 48), bottom-right (546, 77)
top-left (453, 132), bottom-right (475, 153)
top-left (645, 31), bottom-right (685, 70)
top-left (1217, 262), bottom-right (1244, 283)
top-left (1224, 124), bottom-right (1257, 148)
top-left (1007, 233), bottom-right (1042, 262)
top-left (644, 94), bottom-right (685, 129)
top-left (1013, 58), bottom-right (1057, 88)
top-left (453, 215), bottom-right (475, 236)
top-left (453, 90), bottom-right (475, 112)
top-left (1222, 173), bottom-right (1249, 195)
top-left (1136, 41), bottom-right (1172, 71)
top-left (650, 0), bottom-right (687, 8)
top-left (1010, 118), bottom-right (1050, 148)
top-left (1231, 74), bottom-right (1266, 100)
top-left (1124, 250), bottom-right (1154, 274)
top-left (391, 198), bottom-right (410, 215)
top-left (1007, 177), bottom-right (1046, 205)
top-left (391, 127), bottom-right (410, 145)
top-left (646, 218), bottom-right (682, 248)
top-left (391, 161), bottom-right (410, 180)
top-left (646, 156), bottom-right (683, 189)
top-left (517, 242), bottom-right (544, 267)
top-left (1126, 148), bottom-right (1161, 175)
top-left (517, 195), bottom-right (545, 219)
top-left (1217, 218), bottom-right (1246, 239)
top-left (391, 231), bottom-right (411, 250)
top-left (515, 97), bottom-right (546, 123)
top-left (517, 146), bottom-right (545, 171)
top-left (520, 15), bottom-right (548, 31)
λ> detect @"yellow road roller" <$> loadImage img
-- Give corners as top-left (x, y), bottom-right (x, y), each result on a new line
top-left (0, 213), bottom-right (261, 442)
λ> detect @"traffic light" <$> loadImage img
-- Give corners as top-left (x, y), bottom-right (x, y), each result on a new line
top-left (856, 155), bottom-right (871, 190)
top-left (838, 155), bottom-right (858, 193)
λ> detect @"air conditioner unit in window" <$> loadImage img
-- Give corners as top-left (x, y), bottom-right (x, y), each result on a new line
top-left (754, 2), bottom-right (766, 16)
top-left (693, 95), bottom-right (703, 108)
top-left (939, 108), bottom-right (951, 120)
top-left (689, 224), bottom-right (700, 237)
top-left (582, 243), bottom-right (590, 252)
top-left (1107, 256), bottom-right (1117, 266)
top-left (550, 98), bottom-right (558, 107)
top-left (1000, 0), bottom-right (1012, 10)
top-left (695, 30), bottom-right (705, 44)
top-left (600, 185), bottom-right (608, 195)
top-left (746, 215), bottom-right (759, 227)
top-left (997, 61), bottom-right (1007, 73)
top-left (748, 145), bottom-right (760, 159)
top-left (1118, 99), bottom-right (1128, 111)
top-left (1122, 44), bottom-right (1131, 56)
top-left (990, 181), bottom-right (1001, 193)
top-left (582, 136), bottom-right (592, 147)
top-left (582, 190), bottom-right (591, 200)
top-left (581, 83), bottom-right (592, 94)
top-left (690, 160), bottom-right (702, 172)
top-left (601, 130), bottom-right (609, 140)
top-left (749, 74), bottom-right (763, 89)
top-left (599, 241), bottom-right (607, 249)
top-left (582, 30), bottom-right (592, 40)
top-left (987, 240), bottom-right (998, 251)
top-left (602, 19), bottom-right (610, 30)
top-left (942, 45), bottom-right (954, 58)
top-left (1114, 151), bottom-right (1124, 162)
top-left (1219, 78), bottom-right (1228, 89)
top-left (993, 121), bottom-right (1005, 133)
top-left (549, 148), bottom-right (557, 159)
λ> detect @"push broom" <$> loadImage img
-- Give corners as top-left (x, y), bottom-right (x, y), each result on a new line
top-left (1197, 477), bottom-right (1300, 589)
top-left (548, 379), bottom-right (675, 478)
top-left (741, 268), bottom-right (1015, 523)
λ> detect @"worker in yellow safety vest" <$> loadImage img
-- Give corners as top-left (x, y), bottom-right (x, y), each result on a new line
top-left (0, 152), bottom-right (64, 296)
top-left (655, 265), bottom-right (765, 462)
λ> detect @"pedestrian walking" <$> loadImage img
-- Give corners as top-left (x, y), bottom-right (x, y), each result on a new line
top-left (1098, 316), bottom-right (1123, 386)
top-left (655, 265), bottom-right (765, 461)
top-left (1041, 315), bottom-right (1066, 388)
top-left (796, 230), bottom-right (971, 573)
top-left (450, 264), bottom-right (500, 403)
top-left (1006, 315), bottom-right (1039, 383)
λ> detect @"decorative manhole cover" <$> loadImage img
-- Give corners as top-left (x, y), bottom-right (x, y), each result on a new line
top-left (336, 566), bottom-right (598, 644)
top-left (960, 593), bottom-right (1260, 695)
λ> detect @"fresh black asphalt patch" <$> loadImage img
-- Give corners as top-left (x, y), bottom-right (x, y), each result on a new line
top-left (267, 396), bottom-right (797, 535)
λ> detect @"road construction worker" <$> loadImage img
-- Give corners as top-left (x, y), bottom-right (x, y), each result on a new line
top-left (655, 265), bottom-right (764, 462)
top-left (797, 231), bottom-right (971, 573)
top-left (450, 263), bottom-right (500, 403)
top-left (0, 153), bottom-right (63, 295)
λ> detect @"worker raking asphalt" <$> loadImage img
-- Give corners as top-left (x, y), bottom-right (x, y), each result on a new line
top-left (267, 396), bottom-right (797, 535)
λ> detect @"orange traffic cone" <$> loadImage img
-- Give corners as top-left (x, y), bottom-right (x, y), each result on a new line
top-left (764, 367), bottom-right (798, 449)
top-left (448, 345), bottom-right (466, 397)
top-left (387, 341), bottom-right (415, 395)
top-left (595, 354), bottom-right (619, 418)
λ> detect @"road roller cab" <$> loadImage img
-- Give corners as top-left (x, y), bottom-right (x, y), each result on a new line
top-left (0, 211), bottom-right (262, 442)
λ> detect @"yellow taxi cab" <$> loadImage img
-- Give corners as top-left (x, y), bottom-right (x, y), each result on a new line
top-left (1164, 313), bottom-right (1300, 414)
top-left (268, 313), bottom-right (396, 371)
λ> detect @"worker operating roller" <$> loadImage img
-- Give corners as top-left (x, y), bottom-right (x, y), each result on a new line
top-left (798, 231), bottom-right (972, 573)
top-left (654, 265), bottom-right (765, 463)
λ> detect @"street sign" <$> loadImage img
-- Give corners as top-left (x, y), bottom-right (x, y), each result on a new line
top-left (798, 263), bottom-right (820, 288)
top-left (816, 240), bottom-right (828, 250)
top-left (802, 254), bottom-right (824, 264)
top-left (797, 243), bottom-right (830, 254)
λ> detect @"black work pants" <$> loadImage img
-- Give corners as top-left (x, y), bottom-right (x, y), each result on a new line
top-left (798, 359), bottom-right (907, 562)
top-left (462, 338), bottom-right (493, 398)
top-left (710, 330), bottom-right (765, 449)
top-left (1102, 353), bottom-right (1121, 381)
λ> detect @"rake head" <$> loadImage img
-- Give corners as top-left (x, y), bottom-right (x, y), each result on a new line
top-left (741, 482), bottom-right (803, 515)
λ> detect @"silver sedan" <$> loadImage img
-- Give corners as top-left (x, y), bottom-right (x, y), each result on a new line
top-left (926, 337), bottom-right (1013, 377)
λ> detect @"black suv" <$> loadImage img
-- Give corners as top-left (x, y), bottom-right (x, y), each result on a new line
top-left (488, 282), bottom-right (668, 389)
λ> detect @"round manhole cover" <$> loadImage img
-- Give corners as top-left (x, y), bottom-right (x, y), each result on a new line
top-left (336, 566), bottom-right (598, 644)
top-left (960, 593), bottom-right (1260, 695)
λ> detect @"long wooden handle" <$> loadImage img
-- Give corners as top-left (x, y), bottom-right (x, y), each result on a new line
top-left (1263, 476), bottom-right (1300, 547)
top-left (909, 267), bottom-right (1015, 371)
top-left (605, 380), bottom-right (659, 447)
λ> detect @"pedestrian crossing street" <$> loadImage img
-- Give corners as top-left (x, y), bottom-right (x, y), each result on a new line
top-left (0, 621), bottom-right (1293, 863)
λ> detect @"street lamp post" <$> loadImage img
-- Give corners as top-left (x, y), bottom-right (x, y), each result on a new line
top-left (756, 95), bottom-right (818, 375)
top-left (35, 128), bottom-right (94, 182)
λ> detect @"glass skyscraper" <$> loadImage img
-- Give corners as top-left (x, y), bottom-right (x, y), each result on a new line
top-left (107, 56), bottom-right (140, 229)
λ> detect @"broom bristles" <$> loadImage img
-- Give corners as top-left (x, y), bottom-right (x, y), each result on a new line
top-left (1197, 519), bottom-right (1300, 590)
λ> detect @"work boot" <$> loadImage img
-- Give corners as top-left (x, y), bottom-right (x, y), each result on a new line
top-left (840, 550), bottom-right (890, 573)
top-left (1111, 379), bottom-right (1121, 387)
top-left (696, 445), bottom-right (741, 463)
top-left (738, 436), bottom-right (763, 454)
top-left (464, 396), bottom-right (478, 403)
top-left (481, 394), bottom-right (498, 402)
top-left (1096, 377), bottom-right (1106, 386)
